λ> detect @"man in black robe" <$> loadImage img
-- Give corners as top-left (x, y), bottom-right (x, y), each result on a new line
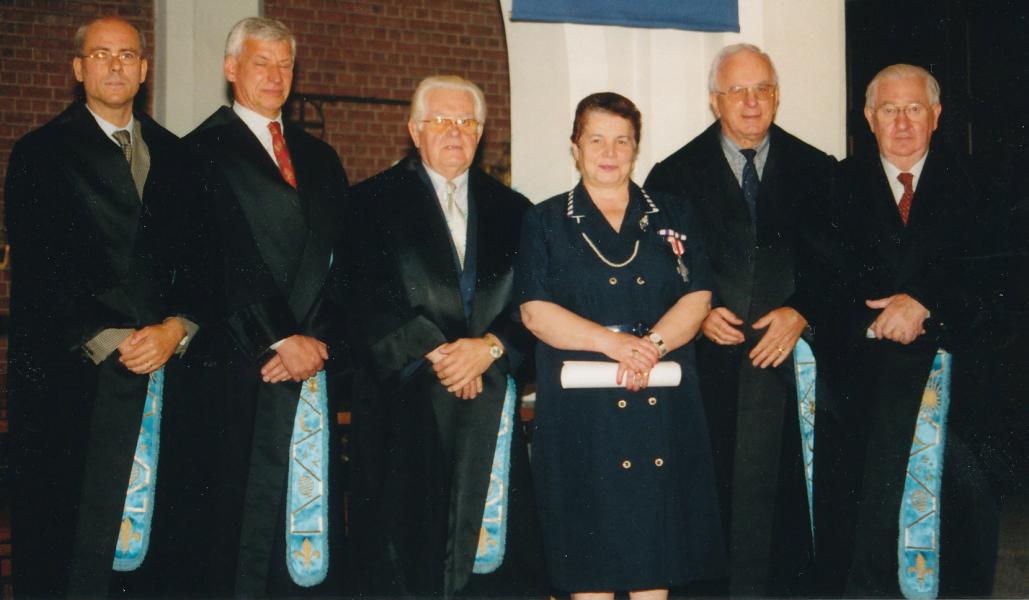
top-left (5, 16), bottom-right (196, 598)
top-left (645, 44), bottom-right (835, 596)
top-left (175, 17), bottom-right (349, 598)
top-left (343, 75), bottom-right (544, 598)
top-left (815, 63), bottom-right (1000, 597)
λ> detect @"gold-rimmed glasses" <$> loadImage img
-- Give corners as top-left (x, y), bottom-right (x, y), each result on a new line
top-left (714, 84), bottom-right (777, 103)
top-left (420, 115), bottom-right (480, 134)
top-left (81, 50), bottom-right (141, 65)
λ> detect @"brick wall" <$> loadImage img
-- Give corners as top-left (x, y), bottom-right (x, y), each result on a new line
top-left (267, 0), bottom-right (512, 184)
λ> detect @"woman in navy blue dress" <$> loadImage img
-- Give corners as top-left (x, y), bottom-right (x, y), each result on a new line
top-left (515, 93), bottom-right (727, 599)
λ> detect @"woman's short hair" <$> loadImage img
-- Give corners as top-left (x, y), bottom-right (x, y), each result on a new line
top-left (864, 63), bottom-right (941, 108)
top-left (570, 92), bottom-right (642, 146)
top-left (224, 17), bottom-right (296, 59)
top-left (410, 75), bottom-right (487, 124)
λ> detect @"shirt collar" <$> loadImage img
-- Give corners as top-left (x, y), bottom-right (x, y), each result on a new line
top-left (233, 102), bottom-right (284, 137)
top-left (881, 152), bottom-right (929, 202)
top-left (86, 104), bottom-right (135, 143)
top-left (423, 163), bottom-right (470, 205)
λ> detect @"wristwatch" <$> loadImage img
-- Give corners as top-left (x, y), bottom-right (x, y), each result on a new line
top-left (485, 334), bottom-right (504, 359)
top-left (648, 332), bottom-right (668, 357)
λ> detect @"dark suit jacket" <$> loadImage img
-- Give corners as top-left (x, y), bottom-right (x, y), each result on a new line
top-left (176, 106), bottom-right (348, 597)
top-left (342, 157), bottom-right (542, 597)
top-left (645, 122), bottom-right (835, 595)
top-left (816, 140), bottom-right (1000, 596)
top-left (5, 101), bottom-right (184, 597)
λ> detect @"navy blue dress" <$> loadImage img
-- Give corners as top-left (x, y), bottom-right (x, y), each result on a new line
top-left (515, 182), bottom-right (727, 592)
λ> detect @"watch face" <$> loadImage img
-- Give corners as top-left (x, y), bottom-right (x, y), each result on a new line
top-left (490, 346), bottom-right (503, 359)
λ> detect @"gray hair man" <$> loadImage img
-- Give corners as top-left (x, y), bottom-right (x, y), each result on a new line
top-left (342, 75), bottom-right (545, 597)
top-left (174, 16), bottom-right (351, 597)
top-left (645, 42), bottom-right (836, 596)
top-left (815, 63), bottom-right (1000, 597)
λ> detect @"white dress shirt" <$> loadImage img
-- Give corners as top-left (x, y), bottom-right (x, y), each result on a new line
top-left (881, 152), bottom-right (928, 204)
top-left (233, 102), bottom-right (286, 168)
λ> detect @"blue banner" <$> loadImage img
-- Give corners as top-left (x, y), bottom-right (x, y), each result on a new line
top-left (511, 0), bottom-right (739, 33)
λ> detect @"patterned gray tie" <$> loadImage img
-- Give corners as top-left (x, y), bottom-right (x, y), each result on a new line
top-left (112, 129), bottom-right (132, 167)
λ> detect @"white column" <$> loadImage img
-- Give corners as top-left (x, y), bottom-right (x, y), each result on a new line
top-left (501, 0), bottom-right (846, 202)
top-left (154, 0), bottom-right (261, 136)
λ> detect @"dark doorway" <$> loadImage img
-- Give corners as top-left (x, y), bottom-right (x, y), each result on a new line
top-left (845, 0), bottom-right (1029, 161)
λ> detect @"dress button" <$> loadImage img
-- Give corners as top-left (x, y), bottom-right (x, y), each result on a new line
top-left (654, 458), bottom-right (664, 467)
top-left (636, 276), bottom-right (646, 285)
top-left (608, 276), bottom-right (618, 285)
top-left (647, 396), bottom-right (657, 406)
top-left (617, 399), bottom-right (627, 409)
top-left (622, 460), bottom-right (632, 469)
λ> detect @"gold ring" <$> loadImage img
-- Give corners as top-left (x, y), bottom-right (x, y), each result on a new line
top-left (776, 346), bottom-right (784, 353)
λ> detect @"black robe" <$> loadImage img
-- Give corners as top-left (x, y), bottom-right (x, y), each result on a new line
top-left (645, 122), bottom-right (836, 595)
top-left (175, 106), bottom-right (349, 598)
top-left (5, 102), bottom-right (186, 598)
top-left (342, 157), bottom-right (545, 598)
top-left (815, 140), bottom-right (1001, 597)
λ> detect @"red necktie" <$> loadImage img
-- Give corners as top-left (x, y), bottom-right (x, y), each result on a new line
top-left (268, 121), bottom-right (297, 188)
top-left (897, 172), bottom-right (913, 225)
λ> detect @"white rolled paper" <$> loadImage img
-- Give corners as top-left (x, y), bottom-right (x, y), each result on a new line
top-left (560, 360), bottom-right (682, 389)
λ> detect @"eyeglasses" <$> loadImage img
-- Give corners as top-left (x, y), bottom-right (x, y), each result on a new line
top-left (420, 116), bottom-right (480, 134)
top-left (875, 103), bottom-right (930, 120)
top-left (81, 50), bottom-right (141, 65)
top-left (715, 84), bottom-right (776, 103)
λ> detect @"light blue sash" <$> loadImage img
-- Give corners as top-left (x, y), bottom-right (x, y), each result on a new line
top-left (898, 350), bottom-right (951, 600)
top-left (285, 370), bottom-right (330, 587)
top-left (792, 338), bottom-right (817, 541)
top-left (112, 367), bottom-right (164, 572)
top-left (472, 375), bottom-right (517, 574)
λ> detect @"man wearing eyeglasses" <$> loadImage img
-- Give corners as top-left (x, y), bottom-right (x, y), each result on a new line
top-left (644, 43), bottom-right (835, 596)
top-left (341, 75), bottom-right (544, 597)
top-left (814, 63), bottom-right (1000, 597)
top-left (174, 16), bottom-right (349, 598)
top-left (5, 16), bottom-right (198, 598)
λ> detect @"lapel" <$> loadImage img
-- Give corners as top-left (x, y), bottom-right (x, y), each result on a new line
top-left (860, 156), bottom-right (909, 273)
top-left (467, 170), bottom-right (515, 335)
top-left (283, 123), bottom-right (333, 323)
top-left (702, 124), bottom-right (755, 237)
top-left (390, 159), bottom-right (467, 337)
top-left (61, 104), bottom-right (142, 278)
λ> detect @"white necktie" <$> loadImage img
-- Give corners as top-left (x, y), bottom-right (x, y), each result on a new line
top-left (445, 180), bottom-right (466, 268)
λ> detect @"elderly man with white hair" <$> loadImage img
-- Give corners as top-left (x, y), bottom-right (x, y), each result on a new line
top-left (645, 44), bottom-right (835, 596)
top-left (174, 16), bottom-right (350, 597)
top-left (813, 63), bottom-right (1001, 598)
top-left (342, 75), bottom-right (545, 598)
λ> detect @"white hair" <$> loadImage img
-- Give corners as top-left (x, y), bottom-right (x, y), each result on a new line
top-left (865, 63), bottom-right (941, 108)
top-left (708, 43), bottom-right (778, 92)
top-left (410, 75), bottom-right (487, 125)
top-left (224, 17), bottom-right (296, 59)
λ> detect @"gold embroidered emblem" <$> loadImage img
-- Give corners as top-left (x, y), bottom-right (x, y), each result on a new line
top-left (118, 518), bottom-right (141, 553)
top-left (921, 388), bottom-right (939, 409)
top-left (298, 473), bottom-right (315, 497)
top-left (476, 526), bottom-right (497, 556)
top-left (294, 537), bottom-right (320, 568)
top-left (910, 489), bottom-right (930, 513)
top-left (907, 552), bottom-right (934, 584)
